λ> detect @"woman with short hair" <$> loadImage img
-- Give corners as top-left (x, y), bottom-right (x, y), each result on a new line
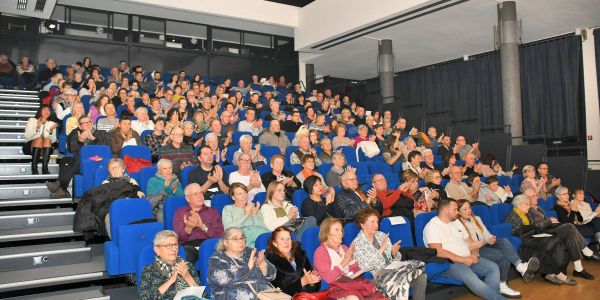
top-left (208, 227), bottom-right (277, 300)
top-left (222, 183), bottom-right (269, 247)
top-left (139, 230), bottom-right (200, 300)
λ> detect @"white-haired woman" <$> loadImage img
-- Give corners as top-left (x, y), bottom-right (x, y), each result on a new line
top-left (208, 227), bottom-right (277, 300)
top-left (291, 125), bottom-right (310, 146)
top-left (205, 132), bottom-right (227, 165)
top-left (520, 165), bottom-right (548, 199)
top-left (103, 158), bottom-right (144, 238)
top-left (232, 134), bottom-right (266, 167)
top-left (147, 159), bottom-right (184, 198)
top-left (131, 106), bottom-right (155, 135)
top-left (139, 230), bottom-right (200, 300)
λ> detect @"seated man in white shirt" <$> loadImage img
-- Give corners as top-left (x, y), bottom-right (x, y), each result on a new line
top-left (237, 107), bottom-right (263, 137)
top-left (423, 198), bottom-right (508, 300)
top-left (228, 153), bottom-right (266, 201)
top-left (445, 165), bottom-right (479, 202)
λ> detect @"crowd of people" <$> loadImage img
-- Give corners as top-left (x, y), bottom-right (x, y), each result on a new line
top-left (16, 56), bottom-right (600, 299)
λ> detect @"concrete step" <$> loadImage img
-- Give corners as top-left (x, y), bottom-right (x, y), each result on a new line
top-left (0, 184), bottom-right (54, 200)
top-left (0, 163), bottom-right (59, 176)
top-left (0, 146), bottom-right (27, 155)
top-left (0, 224), bottom-right (81, 243)
top-left (0, 245), bottom-right (105, 293)
top-left (0, 101), bottom-right (40, 109)
top-left (0, 197), bottom-right (72, 208)
top-left (0, 120), bottom-right (28, 127)
top-left (0, 109), bottom-right (35, 116)
top-left (0, 125), bottom-right (26, 130)
top-left (0, 89), bottom-right (39, 95)
top-left (0, 132), bottom-right (26, 140)
top-left (0, 114), bottom-right (32, 120)
top-left (0, 241), bottom-right (91, 272)
top-left (0, 95), bottom-right (39, 101)
top-left (0, 208), bottom-right (74, 230)
top-left (4, 286), bottom-right (109, 300)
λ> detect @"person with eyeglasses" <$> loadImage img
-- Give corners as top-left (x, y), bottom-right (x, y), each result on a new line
top-left (46, 115), bottom-right (99, 198)
top-left (222, 183), bottom-right (269, 247)
top-left (208, 227), bottom-right (277, 300)
top-left (331, 170), bottom-right (382, 222)
top-left (139, 230), bottom-right (200, 300)
top-left (173, 183), bottom-right (224, 264)
top-left (554, 187), bottom-right (600, 250)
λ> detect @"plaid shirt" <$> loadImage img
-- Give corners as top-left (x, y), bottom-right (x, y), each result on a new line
top-left (144, 132), bottom-right (166, 159)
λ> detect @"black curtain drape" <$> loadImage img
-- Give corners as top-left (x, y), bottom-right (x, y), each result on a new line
top-left (392, 53), bottom-right (503, 129)
top-left (519, 35), bottom-right (583, 138)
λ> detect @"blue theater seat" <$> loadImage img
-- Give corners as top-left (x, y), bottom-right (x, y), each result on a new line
top-left (74, 145), bottom-right (112, 197)
top-left (163, 196), bottom-right (188, 230)
top-left (195, 238), bottom-right (221, 296)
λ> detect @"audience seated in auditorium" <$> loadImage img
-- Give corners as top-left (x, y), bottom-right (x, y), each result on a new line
top-left (403, 150), bottom-right (428, 180)
top-left (266, 226), bottom-right (322, 296)
top-left (258, 120), bottom-right (290, 154)
top-left (554, 187), bottom-right (600, 244)
top-left (520, 165), bottom-right (549, 199)
top-left (480, 153), bottom-right (517, 178)
top-left (173, 183), bottom-right (224, 263)
top-left (232, 134), bottom-right (266, 167)
top-left (24, 105), bottom-right (56, 175)
top-left (462, 152), bottom-right (482, 177)
top-left (313, 218), bottom-right (385, 299)
top-left (515, 188), bottom-right (598, 281)
top-left (47, 115), bottom-right (100, 198)
top-left (420, 148), bottom-right (440, 172)
top-left (260, 154), bottom-right (299, 199)
top-left (132, 107), bottom-right (155, 135)
top-left (445, 165), bottom-right (479, 202)
top-left (228, 153), bottom-right (265, 201)
top-left (237, 107), bottom-right (263, 138)
top-left (382, 134), bottom-right (404, 167)
top-left (331, 123), bottom-right (354, 150)
top-left (88, 95), bottom-right (109, 124)
top-left (222, 183), bottom-right (269, 247)
top-left (281, 110), bottom-right (304, 133)
top-left (353, 124), bottom-right (373, 148)
top-left (159, 127), bottom-right (197, 176)
top-left (203, 132), bottom-right (228, 165)
top-left (456, 200), bottom-right (538, 297)
top-left (295, 154), bottom-right (327, 190)
top-left (143, 118), bottom-right (167, 163)
top-left (424, 198), bottom-right (505, 300)
top-left (352, 208), bottom-right (427, 300)
top-left (308, 129), bottom-right (320, 148)
top-left (208, 227), bottom-right (276, 299)
top-left (102, 158), bottom-right (144, 238)
top-left (478, 175), bottom-right (513, 205)
top-left (326, 151), bottom-right (350, 188)
top-left (65, 102), bottom-right (85, 135)
top-left (424, 170), bottom-right (447, 200)
top-left (53, 87), bottom-right (76, 121)
top-left (138, 230), bottom-right (201, 300)
top-left (109, 116), bottom-right (141, 156)
top-left (301, 175), bottom-right (336, 225)
top-left (290, 135), bottom-right (322, 166)
top-left (96, 103), bottom-right (118, 132)
top-left (260, 181), bottom-right (316, 241)
top-left (333, 170), bottom-right (382, 221)
top-left (537, 162), bottom-right (562, 196)
top-left (455, 136), bottom-right (480, 160)
top-left (146, 158), bottom-right (184, 200)
top-left (436, 135), bottom-right (458, 161)
top-left (187, 146), bottom-right (229, 201)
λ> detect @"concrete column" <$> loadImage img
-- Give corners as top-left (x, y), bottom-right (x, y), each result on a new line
top-left (378, 39), bottom-right (395, 107)
top-left (498, 1), bottom-right (523, 143)
top-left (581, 28), bottom-right (600, 170)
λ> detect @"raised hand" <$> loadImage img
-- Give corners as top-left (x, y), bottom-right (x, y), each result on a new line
top-left (243, 202), bottom-right (253, 216)
top-left (379, 234), bottom-right (389, 253)
top-left (257, 250), bottom-right (267, 269)
top-left (287, 206), bottom-right (298, 219)
top-left (325, 188), bottom-right (335, 204)
top-left (248, 248), bottom-right (257, 270)
top-left (391, 240), bottom-right (402, 256)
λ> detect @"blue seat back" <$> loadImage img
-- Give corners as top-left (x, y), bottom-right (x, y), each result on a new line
top-left (292, 189), bottom-right (309, 216)
top-left (140, 130), bottom-right (153, 143)
top-left (414, 211), bottom-right (438, 248)
top-left (163, 196), bottom-right (188, 230)
top-left (317, 163), bottom-right (332, 179)
top-left (290, 164), bottom-right (302, 175)
top-left (80, 145), bottom-right (112, 191)
top-left (301, 227), bottom-right (321, 265)
top-left (343, 222), bottom-right (360, 246)
top-left (368, 162), bottom-right (392, 174)
top-left (109, 198), bottom-right (154, 242)
top-left (232, 131), bottom-right (253, 146)
top-left (254, 192), bottom-right (266, 205)
top-left (491, 203), bottom-right (513, 225)
top-left (284, 146), bottom-right (299, 168)
top-left (260, 145), bottom-right (281, 162)
top-left (121, 145), bottom-right (152, 162)
top-left (471, 205), bottom-right (494, 227)
top-left (139, 166), bottom-right (158, 194)
top-left (380, 217), bottom-right (414, 247)
top-left (195, 238), bottom-right (221, 296)
top-left (180, 165), bottom-right (196, 188)
top-left (94, 167), bottom-right (109, 188)
top-left (338, 146), bottom-right (357, 164)
top-left (211, 194), bottom-right (233, 215)
top-left (223, 165), bottom-right (238, 181)
top-left (255, 231), bottom-right (296, 251)
top-left (348, 162), bottom-right (368, 175)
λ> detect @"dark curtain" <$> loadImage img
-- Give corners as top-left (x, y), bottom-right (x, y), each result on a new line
top-left (519, 35), bottom-right (583, 138)
top-left (393, 53), bottom-right (503, 129)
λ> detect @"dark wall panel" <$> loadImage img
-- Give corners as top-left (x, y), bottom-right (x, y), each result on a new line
top-left (546, 156), bottom-right (585, 190)
top-left (479, 133), bottom-right (511, 167)
top-left (37, 36), bottom-right (128, 68)
top-left (130, 46), bottom-right (208, 75)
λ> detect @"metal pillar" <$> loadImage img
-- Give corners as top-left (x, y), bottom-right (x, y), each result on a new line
top-left (497, 1), bottom-right (523, 143)
top-left (378, 39), bottom-right (395, 108)
top-left (305, 63), bottom-right (315, 92)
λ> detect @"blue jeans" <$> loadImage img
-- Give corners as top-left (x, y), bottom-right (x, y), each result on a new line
top-left (295, 216), bottom-right (317, 241)
top-left (443, 257), bottom-right (504, 300)
top-left (479, 238), bottom-right (521, 282)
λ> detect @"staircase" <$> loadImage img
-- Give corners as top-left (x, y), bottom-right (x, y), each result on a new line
top-left (0, 89), bottom-right (111, 299)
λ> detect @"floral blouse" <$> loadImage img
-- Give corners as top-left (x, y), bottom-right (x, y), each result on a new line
top-left (138, 258), bottom-right (200, 300)
top-left (208, 248), bottom-right (277, 300)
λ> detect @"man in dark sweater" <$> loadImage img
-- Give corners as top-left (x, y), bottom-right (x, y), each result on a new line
top-left (187, 146), bottom-right (229, 200)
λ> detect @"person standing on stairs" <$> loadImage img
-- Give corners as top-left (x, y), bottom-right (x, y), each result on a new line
top-left (24, 105), bottom-right (56, 175)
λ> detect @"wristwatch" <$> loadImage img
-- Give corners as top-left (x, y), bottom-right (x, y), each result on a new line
top-left (202, 225), bottom-right (208, 232)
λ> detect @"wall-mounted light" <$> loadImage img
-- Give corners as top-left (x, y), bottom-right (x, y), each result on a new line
top-left (44, 20), bottom-right (57, 30)
top-left (17, 0), bottom-right (28, 11)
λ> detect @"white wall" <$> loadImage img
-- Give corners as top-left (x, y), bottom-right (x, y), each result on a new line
top-left (295, 0), bottom-right (433, 50)
top-left (582, 28), bottom-right (600, 169)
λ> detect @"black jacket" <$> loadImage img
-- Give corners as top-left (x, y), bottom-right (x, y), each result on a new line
top-left (266, 245), bottom-right (320, 295)
top-left (73, 180), bottom-right (141, 240)
top-left (332, 188), bottom-right (383, 221)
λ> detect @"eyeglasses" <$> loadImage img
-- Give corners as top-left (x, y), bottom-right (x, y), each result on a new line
top-left (227, 236), bottom-right (246, 243)
top-left (79, 121), bottom-right (91, 125)
top-left (186, 192), bottom-right (203, 197)
top-left (344, 177), bottom-right (358, 182)
top-left (158, 243), bottom-right (178, 249)
top-left (373, 178), bottom-right (385, 183)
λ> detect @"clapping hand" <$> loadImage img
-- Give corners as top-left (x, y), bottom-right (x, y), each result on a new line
top-left (256, 250), bottom-right (267, 270)
top-left (391, 240), bottom-right (402, 256)
top-left (248, 248), bottom-right (257, 270)
top-left (379, 234), bottom-right (389, 253)
top-left (287, 206), bottom-right (298, 219)
top-left (487, 235), bottom-right (497, 245)
top-left (341, 244), bottom-right (355, 267)
top-left (325, 188), bottom-right (335, 204)
top-left (251, 201), bottom-right (260, 215)
top-left (302, 269), bottom-right (321, 285)
top-left (366, 188), bottom-right (377, 204)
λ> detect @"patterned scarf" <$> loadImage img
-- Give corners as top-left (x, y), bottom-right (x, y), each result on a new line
top-left (513, 207), bottom-right (530, 225)
top-left (154, 256), bottom-right (189, 291)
